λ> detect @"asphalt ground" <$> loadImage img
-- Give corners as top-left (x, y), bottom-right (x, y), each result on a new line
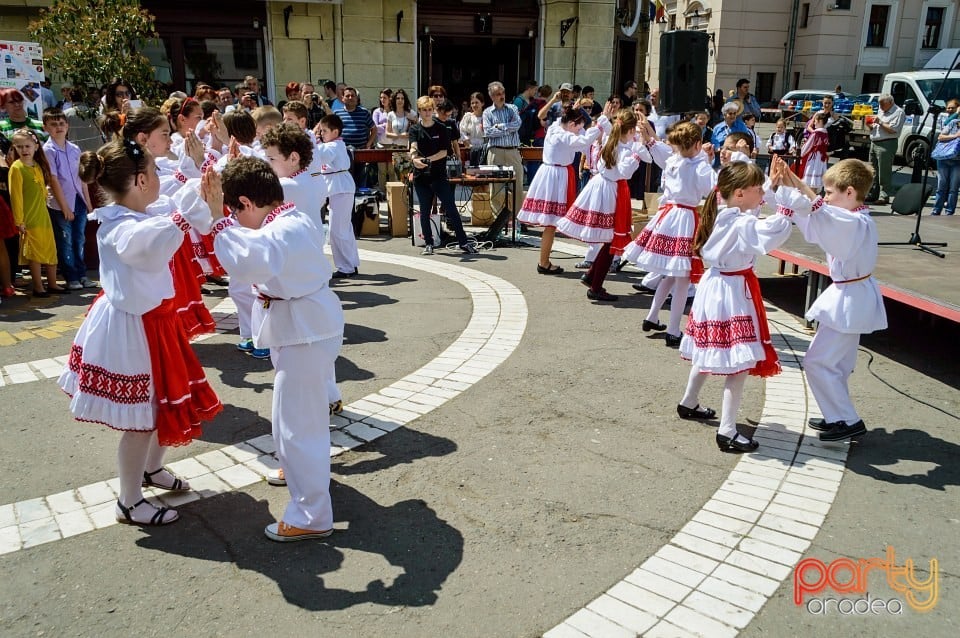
top-left (0, 178), bottom-right (957, 637)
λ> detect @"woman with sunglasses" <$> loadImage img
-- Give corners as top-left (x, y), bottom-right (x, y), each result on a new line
top-left (103, 79), bottom-right (138, 119)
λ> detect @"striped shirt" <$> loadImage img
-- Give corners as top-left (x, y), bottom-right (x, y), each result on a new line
top-left (482, 103), bottom-right (521, 148)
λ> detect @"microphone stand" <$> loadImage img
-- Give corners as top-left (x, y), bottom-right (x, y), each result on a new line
top-left (877, 48), bottom-right (959, 259)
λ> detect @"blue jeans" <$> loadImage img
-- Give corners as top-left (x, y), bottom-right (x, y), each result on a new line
top-left (49, 195), bottom-right (88, 282)
top-left (413, 177), bottom-right (469, 246)
top-left (932, 159), bottom-right (960, 215)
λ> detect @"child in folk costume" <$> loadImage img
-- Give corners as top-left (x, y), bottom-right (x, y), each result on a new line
top-left (123, 108), bottom-right (216, 339)
top-left (767, 119), bottom-right (797, 159)
top-left (622, 121), bottom-right (717, 345)
top-left (261, 123), bottom-right (344, 427)
top-left (772, 156), bottom-right (886, 442)
top-left (799, 112), bottom-right (830, 190)
top-left (518, 106), bottom-right (601, 274)
top-left (556, 108), bottom-right (644, 302)
top-left (677, 162), bottom-right (794, 452)
top-left (8, 129), bottom-right (74, 296)
top-left (212, 157), bottom-right (344, 541)
top-left (59, 139), bottom-right (222, 526)
top-left (315, 114), bottom-right (361, 278)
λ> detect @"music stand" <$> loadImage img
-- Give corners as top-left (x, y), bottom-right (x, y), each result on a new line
top-left (876, 48), bottom-right (958, 259)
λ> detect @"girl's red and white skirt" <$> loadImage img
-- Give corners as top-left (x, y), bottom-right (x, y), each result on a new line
top-left (58, 295), bottom-right (222, 446)
top-left (517, 164), bottom-right (576, 228)
top-left (172, 235), bottom-right (216, 339)
top-left (622, 202), bottom-right (699, 277)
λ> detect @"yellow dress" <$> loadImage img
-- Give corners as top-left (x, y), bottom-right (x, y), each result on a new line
top-left (9, 160), bottom-right (57, 265)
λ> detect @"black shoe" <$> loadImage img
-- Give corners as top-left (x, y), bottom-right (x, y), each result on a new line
top-left (331, 269), bottom-right (358, 279)
top-left (615, 258), bottom-right (628, 272)
top-left (808, 417), bottom-right (831, 431)
top-left (206, 275), bottom-right (229, 286)
top-left (48, 287), bottom-right (70, 294)
top-left (32, 289), bottom-right (50, 298)
top-left (819, 419), bottom-right (867, 441)
top-left (580, 274), bottom-right (592, 287)
top-left (537, 263), bottom-right (564, 275)
top-left (716, 433), bottom-right (760, 453)
top-left (587, 289), bottom-right (618, 302)
top-left (664, 333), bottom-right (682, 348)
top-left (642, 319), bottom-right (667, 332)
top-left (677, 404), bottom-right (716, 420)
top-left (632, 283), bottom-right (656, 294)
top-left (461, 243), bottom-right (479, 254)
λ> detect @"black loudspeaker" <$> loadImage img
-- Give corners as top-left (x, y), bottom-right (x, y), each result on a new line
top-left (659, 30), bottom-right (709, 114)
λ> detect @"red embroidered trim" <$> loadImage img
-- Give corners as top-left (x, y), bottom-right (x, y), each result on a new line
top-left (564, 206), bottom-right (614, 230)
top-left (261, 202), bottom-right (296, 227)
top-left (68, 344), bottom-right (152, 405)
top-left (685, 315), bottom-right (758, 349)
top-left (211, 218), bottom-right (235, 236)
top-left (173, 171), bottom-right (188, 184)
top-left (853, 205), bottom-right (869, 214)
top-left (811, 197), bottom-right (824, 212)
top-left (633, 230), bottom-right (693, 257)
top-left (521, 198), bottom-right (568, 217)
top-left (777, 205), bottom-right (795, 217)
top-left (171, 212), bottom-right (191, 232)
top-left (290, 168), bottom-right (307, 178)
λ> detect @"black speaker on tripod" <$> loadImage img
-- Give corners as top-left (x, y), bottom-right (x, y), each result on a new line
top-left (659, 30), bottom-right (709, 114)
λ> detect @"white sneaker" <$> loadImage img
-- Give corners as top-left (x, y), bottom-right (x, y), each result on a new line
top-left (80, 277), bottom-right (98, 288)
top-left (266, 468), bottom-right (286, 486)
top-left (67, 281), bottom-right (83, 290)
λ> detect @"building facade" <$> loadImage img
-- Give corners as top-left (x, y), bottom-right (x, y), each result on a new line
top-left (646, 0), bottom-right (960, 106)
top-left (0, 0), bottom-right (654, 109)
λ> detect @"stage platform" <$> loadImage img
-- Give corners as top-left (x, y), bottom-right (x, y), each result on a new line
top-left (770, 211), bottom-right (960, 323)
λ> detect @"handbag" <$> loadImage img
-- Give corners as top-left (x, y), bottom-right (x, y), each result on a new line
top-left (930, 137), bottom-right (960, 161)
top-left (412, 212), bottom-right (442, 247)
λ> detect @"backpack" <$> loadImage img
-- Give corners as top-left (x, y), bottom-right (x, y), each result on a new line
top-left (517, 100), bottom-right (541, 145)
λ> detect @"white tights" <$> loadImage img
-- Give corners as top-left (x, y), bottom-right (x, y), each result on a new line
top-left (117, 430), bottom-right (166, 506)
top-left (646, 275), bottom-right (690, 336)
top-left (680, 368), bottom-right (749, 439)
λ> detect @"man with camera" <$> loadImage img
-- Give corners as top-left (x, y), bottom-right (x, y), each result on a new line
top-left (300, 82), bottom-right (328, 129)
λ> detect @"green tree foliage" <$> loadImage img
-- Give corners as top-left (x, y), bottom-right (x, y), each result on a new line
top-left (29, 0), bottom-right (161, 101)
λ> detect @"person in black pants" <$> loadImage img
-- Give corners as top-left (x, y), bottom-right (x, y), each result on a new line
top-left (409, 95), bottom-right (478, 255)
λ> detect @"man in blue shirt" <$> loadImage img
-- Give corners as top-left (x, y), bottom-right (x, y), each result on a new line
top-left (726, 78), bottom-right (762, 121)
top-left (334, 87), bottom-right (376, 188)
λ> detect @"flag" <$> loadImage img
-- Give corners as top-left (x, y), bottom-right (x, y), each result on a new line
top-left (649, 1), bottom-right (657, 23)
top-left (655, 0), bottom-right (667, 23)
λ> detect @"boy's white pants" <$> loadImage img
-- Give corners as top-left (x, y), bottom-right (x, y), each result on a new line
top-left (803, 325), bottom-right (861, 424)
top-left (229, 279), bottom-right (257, 340)
top-left (328, 193), bottom-right (360, 273)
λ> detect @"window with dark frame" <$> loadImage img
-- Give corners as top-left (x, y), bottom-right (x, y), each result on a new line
top-left (866, 4), bottom-right (890, 48)
top-left (755, 72), bottom-right (776, 104)
top-left (861, 73), bottom-right (882, 93)
top-left (800, 3), bottom-right (810, 28)
top-left (834, 0), bottom-right (852, 9)
top-left (922, 7), bottom-right (944, 49)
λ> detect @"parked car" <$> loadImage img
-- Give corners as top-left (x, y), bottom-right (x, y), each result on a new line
top-left (845, 94), bottom-right (880, 158)
top-left (778, 89), bottom-right (835, 120)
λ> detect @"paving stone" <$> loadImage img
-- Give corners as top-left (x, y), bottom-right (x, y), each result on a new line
top-left (15, 498), bottom-right (52, 524)
top-left (54, 510), bottom-right (95, 538)
top-left (0, 525), bottom-right (22, 555)
top-left (215, 464), bottom-right (262, 489)
top-left (624, 568), bottom-right (692, 602)
top-left (76, 482), bottom-right (116, 508)
top-left (566, 608), bottom-right (636, 638)
top-left (665, 604), bottom-right (739, 638)
top-left (19, 517), bottom-right (60, 548)
top-left (608, 580), bottom-right (675, 617)
top-left (683, 590), bottom-right (755, 629)
top-left (586, 593), bottom-right (659, 634)
top-left (698, 575), bottom-right (769, 613)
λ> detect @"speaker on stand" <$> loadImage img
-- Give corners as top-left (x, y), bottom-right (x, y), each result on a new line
top-left (658, 30), bottom-right (709, 115)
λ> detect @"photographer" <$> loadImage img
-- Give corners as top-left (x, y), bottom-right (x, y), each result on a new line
top-left (299, 82), bottom-right (328, 129)
top-left (409, 95), bottom-right (477, 255)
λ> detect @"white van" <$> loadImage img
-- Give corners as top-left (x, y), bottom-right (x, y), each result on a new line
top-left (846, 60), bottom-right (960, 166)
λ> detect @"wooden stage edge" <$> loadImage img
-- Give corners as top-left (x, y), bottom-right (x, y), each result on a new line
top-left (769, 248), bottom-right (960, 324)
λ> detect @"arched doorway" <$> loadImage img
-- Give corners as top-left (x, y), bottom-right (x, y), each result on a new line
top-left (417, 0), bottom-right (539, 109)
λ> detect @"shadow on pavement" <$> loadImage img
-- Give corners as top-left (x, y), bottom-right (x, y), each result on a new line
top-left (344, 322), bottom-right (387, 345)
top-left (135, 483), bottom-right (463, 610)
top-left (336, 289), bottom-right (399, 310)
top-left (845, 428), bottom-right (960, 491)
top-left (332, 426), bottom-right (457, 476)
